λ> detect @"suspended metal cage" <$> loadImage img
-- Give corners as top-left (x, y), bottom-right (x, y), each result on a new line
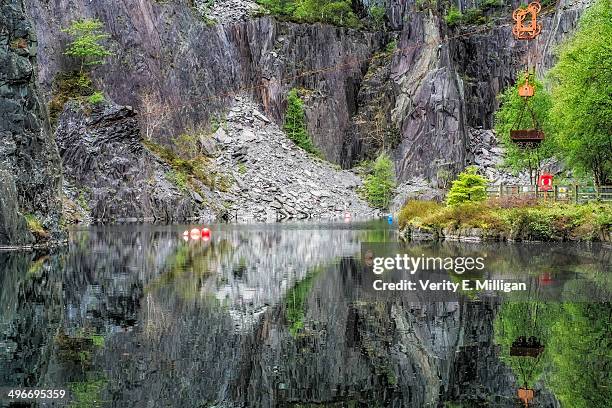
top-left (511, 72), bottom-right (544, 148)
top-left (510, 336), bottom-right (545, 357)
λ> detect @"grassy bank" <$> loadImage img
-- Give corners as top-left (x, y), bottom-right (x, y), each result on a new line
top-left (398, 198), bottom-right (611, 242)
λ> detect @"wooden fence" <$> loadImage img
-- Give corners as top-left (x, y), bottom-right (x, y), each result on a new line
top-left (486, 184), bottom-right (612, 203)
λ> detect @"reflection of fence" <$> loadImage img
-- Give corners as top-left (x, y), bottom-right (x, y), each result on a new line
top-left (486, 184), bottom-right (612, 203)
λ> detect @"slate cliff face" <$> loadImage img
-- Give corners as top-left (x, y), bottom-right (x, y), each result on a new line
top-left (56, 102), bottom-right (212, 223)
top-left (384, 0), bottom-right (587, 181)
top-left (0, 0), bottom-right (63, 247)
top-left (25, 0), bottom-right (587, 185)
top-left (25, 0), bottom-right (382, 164)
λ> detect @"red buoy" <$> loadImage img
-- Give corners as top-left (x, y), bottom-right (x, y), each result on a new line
top-left (201, 228), bottom-right (211, 238)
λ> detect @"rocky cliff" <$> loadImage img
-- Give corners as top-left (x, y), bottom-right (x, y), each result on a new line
top-left (0, 0), bottom-right (64, 248)
top-left (24, 0), bottom-right (587, 180)
top-left (56, 101), bottom-right (214, 223)
top-left (0, 0), bottom-right (588, 236)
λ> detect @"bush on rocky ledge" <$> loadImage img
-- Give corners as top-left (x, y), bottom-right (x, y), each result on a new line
top-left (258, 0), bottom-right (361, 28)
top-left (399, 199), bottom-right (612, 242)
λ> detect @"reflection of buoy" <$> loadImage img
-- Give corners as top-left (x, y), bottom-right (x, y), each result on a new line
top-left (190, 228), bottom-right (201, 241)
top-left (183, 230), bottom-right (189, 236)
top-left (344, 212), bottom-right (351, 219)
top-left (539, 272), bottom-right (553, 284)
top-left (201, 228), bottom-right (211, 238)
top-left (182, 236), bottom-right (189, 242)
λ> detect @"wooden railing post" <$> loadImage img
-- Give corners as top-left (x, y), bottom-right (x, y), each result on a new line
top-left (499, 183), bottom-right (504, 198)
top-left (574, 185), bottom-right (579, 204)
top-left (554, 185), bottom-right (558, 202)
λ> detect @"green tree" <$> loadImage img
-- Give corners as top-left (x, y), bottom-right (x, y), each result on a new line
top-left (494, 77), bottom-right (555, 184)
top-left (283, 89), bottom-right (318, 154)
top-left (494, 302), bottom-right (560, 387)
top-left (547, 303), bottom-right (611, 408)
top-left (548, 0), bottom-right (612, 185)
top-left (446, 166), bottom-right (488, 205)
top-left (62, 19), bottom-right (112, 73)
top-left (364, 152), bottom-right (396, 209)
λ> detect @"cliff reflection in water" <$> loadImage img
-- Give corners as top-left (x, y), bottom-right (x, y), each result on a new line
top-left (0, 222), bottom-right (610, 407)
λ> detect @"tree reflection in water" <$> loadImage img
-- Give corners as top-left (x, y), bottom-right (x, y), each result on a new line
top-left (0, 223), bottom-right (609, 407)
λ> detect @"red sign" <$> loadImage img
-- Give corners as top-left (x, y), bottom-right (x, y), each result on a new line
top-left (538, 173), bottom-right (553, 191)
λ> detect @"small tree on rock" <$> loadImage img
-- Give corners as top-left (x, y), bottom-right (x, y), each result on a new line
top-left (62, 19), bottom-right (112, 73)
top-left (283, 89), bottom-right (318, 154)
top-left (364, 152), bottom-right (396, 209)
top-left (140, 91), bottom-right (170, 140)
top-left (446, 166), bottom-right (489, 206)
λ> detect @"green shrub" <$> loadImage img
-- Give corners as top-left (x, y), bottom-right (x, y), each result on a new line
top-left (401, 198), bottom-right (611, 241)
top-left (370, 5), bottom-right (386, 28)
top-left (321, 1), bottom-right (360, 28)
top-left (462, 8), bottom-right (486, 25)
top-left (48, 72), bottom-right (95, 123)
top-left (283, 89), bottom-right (318, 154)
top-left (24, 214), bottom-right (49, 238)
top-left (172, 132), bottom-right (200, 159)
top-left (421, 202), bottom-right (505, 230)
top-left (69, 378), bottom-right (107, 408)
top-left (165, 169), bottom-right (188, 191)
top-left (385, 39), bottom-right (397, 53)
top-left (398, 200), bottom-right (442, 229)
top-left (88, 91), bottom-right (105, 105)
top-left (258, 0), bottom-right (360, 28)
top-left (446, 166), bottom-right (489, 206)
top-left (480, 0), bottom-right (501, 10)
top-left (144, 139), bottom-right (231, 192)
top-left (363, 152), bottom-right (396, 209)
top-left (444, 5), bottom-right (462, 27)
top-left (445, 5), bottom-right (488, 27)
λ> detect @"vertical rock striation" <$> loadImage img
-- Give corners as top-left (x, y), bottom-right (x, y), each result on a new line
top-left (25, 0), bottom-right (382, 163)
top-left (0, 0), bottom-right (63, 247)
top-left (21, 0), bottom-right (590, 192)
top-left (56, 101), bottom-right (215, 223)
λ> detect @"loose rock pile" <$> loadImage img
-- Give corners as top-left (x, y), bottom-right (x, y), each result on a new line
top-left (196, 0), bottom-right (260, 25)
top-left (468, 128), bottom-right (531, 185)
top-left (212, 96), bottom-right (379, 221)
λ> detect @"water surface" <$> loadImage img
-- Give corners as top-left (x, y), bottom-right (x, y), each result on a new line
top-left (1, 222), bottom-right (610, 407)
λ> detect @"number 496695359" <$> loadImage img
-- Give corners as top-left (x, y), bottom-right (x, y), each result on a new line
top-left (7, 389), bottom-right (66, 400)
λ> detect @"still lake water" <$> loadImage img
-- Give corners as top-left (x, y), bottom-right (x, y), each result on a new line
top-left (0, 221), bottom-right (610, 407)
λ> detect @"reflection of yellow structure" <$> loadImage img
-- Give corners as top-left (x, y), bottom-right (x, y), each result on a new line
top-left (518, 387), bottom-right (535, 407)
